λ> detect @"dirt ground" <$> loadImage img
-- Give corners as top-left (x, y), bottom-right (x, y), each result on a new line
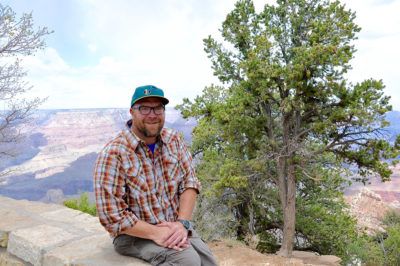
top-left (209, 240), bottom-right (341, 266)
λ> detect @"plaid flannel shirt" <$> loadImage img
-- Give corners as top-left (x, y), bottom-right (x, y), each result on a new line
top-left (94, 127), bottom-right (201, 237)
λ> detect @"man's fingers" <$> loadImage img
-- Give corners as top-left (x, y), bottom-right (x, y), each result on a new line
top-left (168, 231), bottom-right (188, 249)
top-left (171, 241), bottom-right (189, 251)
top-left (178, 236), bottom-right (187, 247)
top-left (172, 245), bottom-right (183, 251)
top-left (168, 233), bottom-right (189, 249)
top-left (173, 239), bottom-right (190, 251)
top-left (180, 243), bottom-right (190, 249)
top-left (168, 237), bottom-right (182, 248)
top-left (164, 231), bottom-right (180, 247)
top-left (157, 221), bottom-right (190, 250)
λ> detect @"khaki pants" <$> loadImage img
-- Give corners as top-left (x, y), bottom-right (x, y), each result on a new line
top-left (113, 231), bottom-right (218, 266)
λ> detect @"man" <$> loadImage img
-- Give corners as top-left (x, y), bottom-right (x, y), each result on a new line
top-left (94, 85), bottom-right (217, 266)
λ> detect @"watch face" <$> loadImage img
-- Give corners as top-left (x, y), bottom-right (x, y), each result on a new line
top-left (179, 219), bottom-right (191, 230)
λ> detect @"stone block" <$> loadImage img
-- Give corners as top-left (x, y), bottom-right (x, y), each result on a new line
top-left (0, 232), bottom-right (8, 249)
top-left (0, 198), bottom-right (61, 215)
top-left (43, 234), bottom-right (149, 266)
top-left (40, 208), bottom-right (104, 233)
top-left (0, 209), bottom-right (41, 248)
top-left (7, 225), bottom-right (78, 266)
top-left (0, 248), bottom-right (27, 266)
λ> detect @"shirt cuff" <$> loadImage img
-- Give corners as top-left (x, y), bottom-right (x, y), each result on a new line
top-left (179, 180), bottom-right (201, 194)
top-left (106, 211), bottom-right (138, 237)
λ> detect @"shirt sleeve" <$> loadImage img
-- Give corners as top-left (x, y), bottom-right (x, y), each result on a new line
top-left (94, 149), bottom-right (138, 237)
top-left (177, 134), bottom-right (202, 194)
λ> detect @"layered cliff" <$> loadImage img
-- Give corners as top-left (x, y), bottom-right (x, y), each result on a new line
top-left (0, 108), bottom-right (195, 201)
top-left (346, 187), bottom-right (400, 234)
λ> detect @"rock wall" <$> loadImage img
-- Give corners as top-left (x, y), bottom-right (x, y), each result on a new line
top-left (346, 187), bottom-right (400, 234)
top-left (1, 109), bottom-right (127, 181)
top-left (0, 195), bottom-right (148, 265)
top-left (0, 196), bottom-right (341, 266)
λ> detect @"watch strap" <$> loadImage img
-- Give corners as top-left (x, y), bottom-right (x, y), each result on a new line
top-left (178, 219), bottom-right (193, 236)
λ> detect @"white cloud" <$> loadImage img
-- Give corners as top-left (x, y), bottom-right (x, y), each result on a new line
top-left (22, 48), bottom-right (131, 109)
top-left (343, 0), bottom-right (400, 110)
top-left (23, 47), bottom-right (70, 73)
top-left (20, 0), bottom-right (400, 111)
top-left (87, 43), bottom-right (97, 53)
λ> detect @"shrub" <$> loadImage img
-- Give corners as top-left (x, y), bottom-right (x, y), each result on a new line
top-left (348, 211), bottom-right (400, 265)
top-left (63, 192), bottom-right (97, 216)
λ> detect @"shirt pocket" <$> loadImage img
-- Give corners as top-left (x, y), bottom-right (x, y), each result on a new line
top-left (121, 154), bottom-right (147, 198)
top-left (162, 154), bottom-right (182, 199)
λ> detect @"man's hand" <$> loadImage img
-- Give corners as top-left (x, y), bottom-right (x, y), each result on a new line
top-left (156, 221), bottom-right (190, 250)
top-left (152, 225), bottom-right (175, 248)
top-left (122, 220), bottom-right (189, 251)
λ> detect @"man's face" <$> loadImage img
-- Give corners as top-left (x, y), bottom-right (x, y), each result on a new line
top-left (130, 97), bottom-right (165, 141)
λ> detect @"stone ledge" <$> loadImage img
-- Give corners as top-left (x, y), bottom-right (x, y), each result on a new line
top-left (8, 224), bottom-right (80, 266)
top-left (0, 196), bottom-right (149, 266)
top-left (0, 247), bottom-right (29, 266)
top-left (43, 234), bottom-right (148, 266)
top-left (0, 196), bottom-right (342, 266)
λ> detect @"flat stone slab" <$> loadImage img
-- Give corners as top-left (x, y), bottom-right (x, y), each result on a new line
top-left (7, 224), bottom-right (79, 266)
top-left (0, 209), bottom-right (42, 248)
top-left (0, 197), bottom-right (61, 215)
top-left (0, 247), bottom-right (28, 266)
top-left (40, 208), bottom-right (104, 233)
top-left (43, 234), bottom-right (149, 266)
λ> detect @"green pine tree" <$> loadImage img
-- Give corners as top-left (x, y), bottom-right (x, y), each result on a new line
top-left (178, 0), bottom-right (400, 258)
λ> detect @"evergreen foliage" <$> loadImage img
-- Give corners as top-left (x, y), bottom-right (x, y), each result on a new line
top-left (63, 192), bottom-right (97, 216)
top-left (348, 211), bottom-right (400, 265)
top-left (178, 0), bottom-right (400, 258)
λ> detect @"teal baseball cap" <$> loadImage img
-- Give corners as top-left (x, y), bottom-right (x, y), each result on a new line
top-left (130, 85), bottom-right (169, 107)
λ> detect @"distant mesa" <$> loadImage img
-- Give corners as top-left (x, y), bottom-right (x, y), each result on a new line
top-left (346, 187), bottom-right (400, 234)
top-left (0, 109), bottom-right (398, 206)
top-left (0, 108), bottom-right (195, 202)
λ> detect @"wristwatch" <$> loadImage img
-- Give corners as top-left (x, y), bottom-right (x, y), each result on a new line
top-left (178, 219), bottom-right (193, 234)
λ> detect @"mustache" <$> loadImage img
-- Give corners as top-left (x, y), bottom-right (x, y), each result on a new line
top-left (144, 118), bottom-right (162, 123)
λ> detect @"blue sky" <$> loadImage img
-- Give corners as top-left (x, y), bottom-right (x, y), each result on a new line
top-left (5, 0), bottom-right (400, 110)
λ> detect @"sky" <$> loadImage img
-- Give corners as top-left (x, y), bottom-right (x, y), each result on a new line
top-left (4, 0), bottom-right (400, 110)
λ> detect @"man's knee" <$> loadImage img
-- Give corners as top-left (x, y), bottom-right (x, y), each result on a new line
top-left (180, 249), bottom-right (201, 266)
top-left (165, 247), bottom-right (201, 266)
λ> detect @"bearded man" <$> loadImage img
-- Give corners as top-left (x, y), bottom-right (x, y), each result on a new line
top-left (94, 85), bottom-right (217, 266)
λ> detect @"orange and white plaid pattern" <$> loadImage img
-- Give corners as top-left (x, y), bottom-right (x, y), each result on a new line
top-left (94, 127), bottom-right (201, 237)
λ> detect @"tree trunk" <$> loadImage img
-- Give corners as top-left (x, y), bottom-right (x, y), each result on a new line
top-left (277, 160), bottom-right (296, 257)
top-left (248, 203), bottom-right (256, 235)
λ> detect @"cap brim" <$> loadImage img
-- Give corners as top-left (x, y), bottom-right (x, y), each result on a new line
top-left (131, 95), bottom-right (169, 106)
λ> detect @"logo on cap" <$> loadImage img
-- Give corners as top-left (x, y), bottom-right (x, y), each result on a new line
top-left (144, 89), bottom-right (151, 95)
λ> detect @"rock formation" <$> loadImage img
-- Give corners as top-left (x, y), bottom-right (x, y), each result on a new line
top-left (346, 187), bottom-right (400, 234)
top-left (0, 108), bottom-right (195, 201)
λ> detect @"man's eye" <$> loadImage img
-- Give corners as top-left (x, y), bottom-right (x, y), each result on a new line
top-left (140, 106), bottom-right (151, 111)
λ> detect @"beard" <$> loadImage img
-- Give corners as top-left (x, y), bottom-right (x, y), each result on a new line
top-left (137, 120), bottom-right (163, 138)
